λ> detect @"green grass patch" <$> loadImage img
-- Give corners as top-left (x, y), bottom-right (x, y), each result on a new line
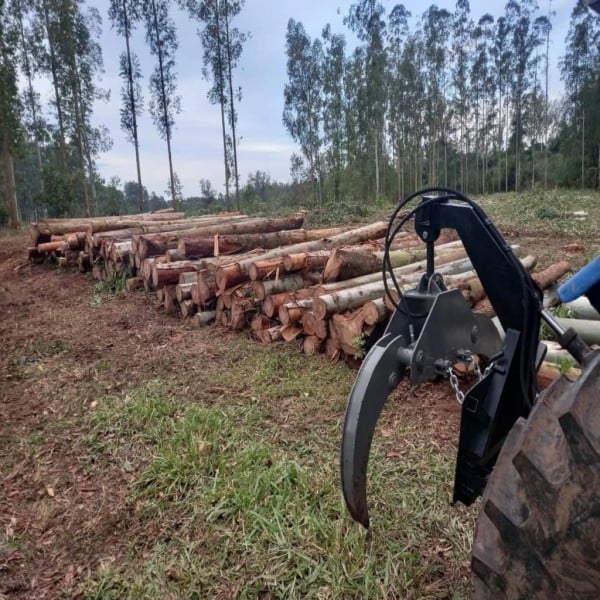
top-left (479, 189), bottom-right (600, 240)
top-left (80, 349), bottom-right (474, 599)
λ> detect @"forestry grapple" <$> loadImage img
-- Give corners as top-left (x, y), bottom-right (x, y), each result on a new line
top-left (340, 187), bottom-right (600, 597)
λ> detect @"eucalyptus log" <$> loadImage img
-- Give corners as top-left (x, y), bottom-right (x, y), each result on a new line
top-left (263, 289), bottom-right (313, 318)
top-left (215, 220), bottom-right (389, 291)
top-left (283, 250), bottom-right (332, 272)
top-left (152, 260), bottom-right (204, 288)
top-left (323, 247), bottom-right (426, 282)
top-left (278, 298), bottom-right (313, 326)
top-left (303, 336), bottom-right (325, 355)
top-left (136, 213), bottom-right (305, 261)
top-left (302, 312), bottom-right (329, 339)
top-left (180, 299), bottom-right (197, 319)
top-left (191, 310), bottom-right (217, 328)
top-left (176, 283), bottom-right (194, 303)
top-left (177, 227), bottom-right (345, 259)
top-left (253, 272), bottom-right (321, 301)
top-left (126, 276), bottom-right (144, 292)
top-left (259, 326), bottom-right (283, 344)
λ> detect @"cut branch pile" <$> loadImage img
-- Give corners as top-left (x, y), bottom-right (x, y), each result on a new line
top-left (27, 210), bottom-right (579, 370)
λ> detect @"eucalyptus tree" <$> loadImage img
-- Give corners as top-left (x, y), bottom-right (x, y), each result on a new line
top-left (386, 4), bottom-right (411, 196)
top-left (0, 0), bottom-right (22, 227)
top-left (451, 0), bottom-right (473, 191)
top-left (53, 0), bottom-right (108, 216)
top-left (491, 14), bottom-right (512, 191)
top-left (471, 14), bottom-right (495, 193)
top-left (504, 0), bottom-right (544, 191)
top-left (109, 0), bottom-right (145, 211)
top-left (321, 24), bottom-right (346, 203)
top-left (344, 0), bottom-right (387, 198)
top-left (10, 0), bottom-right (46, 194)
top-left (36, 0), bottom-right (69, 174)
top-left (283, 19), bottom-right (324, 206)
top-left (222, 0), bottom-right (247, 209)
top-left (420, 5), bottom-right (452, 185)
top-left (142, 0), bottom-right (180, 207)
top-left (561, 0), bottom-right (600, 187)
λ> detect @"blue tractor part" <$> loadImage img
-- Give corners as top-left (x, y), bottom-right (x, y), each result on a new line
top-left (558, 256), bottom-right (600, 313)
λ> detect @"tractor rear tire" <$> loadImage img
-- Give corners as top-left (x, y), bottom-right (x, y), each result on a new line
top-left (471, 352), bottom-right (600, 598)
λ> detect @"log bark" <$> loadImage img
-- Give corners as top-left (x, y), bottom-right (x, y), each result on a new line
top-left (253, 273), bottom-right (305, 301)
top-left (176, 282), bottom-right (194, 303)
top-left (136, 213), bottom-right (305, 261)
top-left (278, 298), bottom-right (313, 325)
top-left (259, 326), bottom-right (283, 344)
top-left (474, 261), bottom-right (570, 318)
top-left (177, 227), bottom-right (345, 259)
top-left (152, 260), bottom-right (203, 288)
top-left (248, 258), bottom-right (285, 281)
top-left (263, 289), bottom-right (313, 318)
top-left (283, 250), bottom-right (332, 272)
top-left (215, 220), bottom-right (389, 291)
top-left (322, 247), bottom-right (426, 282)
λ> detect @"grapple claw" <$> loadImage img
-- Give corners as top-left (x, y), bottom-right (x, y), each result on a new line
top-left (341, 333), bottom-right (408, 528)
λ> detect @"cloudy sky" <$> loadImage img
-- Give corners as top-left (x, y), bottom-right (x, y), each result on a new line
top-left (86, 0), bottom-right (577, 199)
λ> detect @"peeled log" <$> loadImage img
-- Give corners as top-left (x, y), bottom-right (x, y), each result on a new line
top-left (215, 221), bottom-right (389, 291)
top-left (37, 240), bottom-right (65, 253)
top-left (322, 247), bottom-right (426, 282)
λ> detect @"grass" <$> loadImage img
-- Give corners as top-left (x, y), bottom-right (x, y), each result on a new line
top-left (80, 342), bottom-right (474, 599)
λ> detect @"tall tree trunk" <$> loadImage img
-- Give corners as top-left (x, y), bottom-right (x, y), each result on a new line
top-left (16, 4), bottom-right (44, 195)
top-left (223, 0), bottom-right (240, 210)
top-left (41, 0), bottom-right (68, 173)
top-left (123, 0), bottom-right (144, 211)
top-left (150, 0), bottom-right (176, 207)
top-left (213, 0), bottom-right (230, 208)
top-left (2, 131), bottom-right (19, 228)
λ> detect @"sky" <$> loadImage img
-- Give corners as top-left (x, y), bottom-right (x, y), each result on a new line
top-left (83, 0), bottom-right (578, 199)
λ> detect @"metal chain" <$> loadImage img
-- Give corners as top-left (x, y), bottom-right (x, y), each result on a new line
top-left (447, 366), bottom-right (465, 405)
top-left (446, 354), bottom-right (495, 405)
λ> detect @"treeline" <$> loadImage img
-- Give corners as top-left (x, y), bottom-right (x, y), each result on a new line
top-left (0, 0), bottom-right (247, 227)
top-left (283, 0), bottom-right (600, 205)
top-left (2, 1), bottom-right (600, 229)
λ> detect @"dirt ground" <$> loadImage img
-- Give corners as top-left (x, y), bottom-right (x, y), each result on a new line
top-left (0, 231), bottom-right (226, 598)
top-left (0, 219), bottom-right (591, 598)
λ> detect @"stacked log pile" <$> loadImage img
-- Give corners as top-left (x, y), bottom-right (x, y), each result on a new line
top-left (27, 210), bottom-right (581, 374)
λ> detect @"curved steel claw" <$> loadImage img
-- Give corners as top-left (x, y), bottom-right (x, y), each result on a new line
top-left (341, 333), bottom-right (407, 528)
